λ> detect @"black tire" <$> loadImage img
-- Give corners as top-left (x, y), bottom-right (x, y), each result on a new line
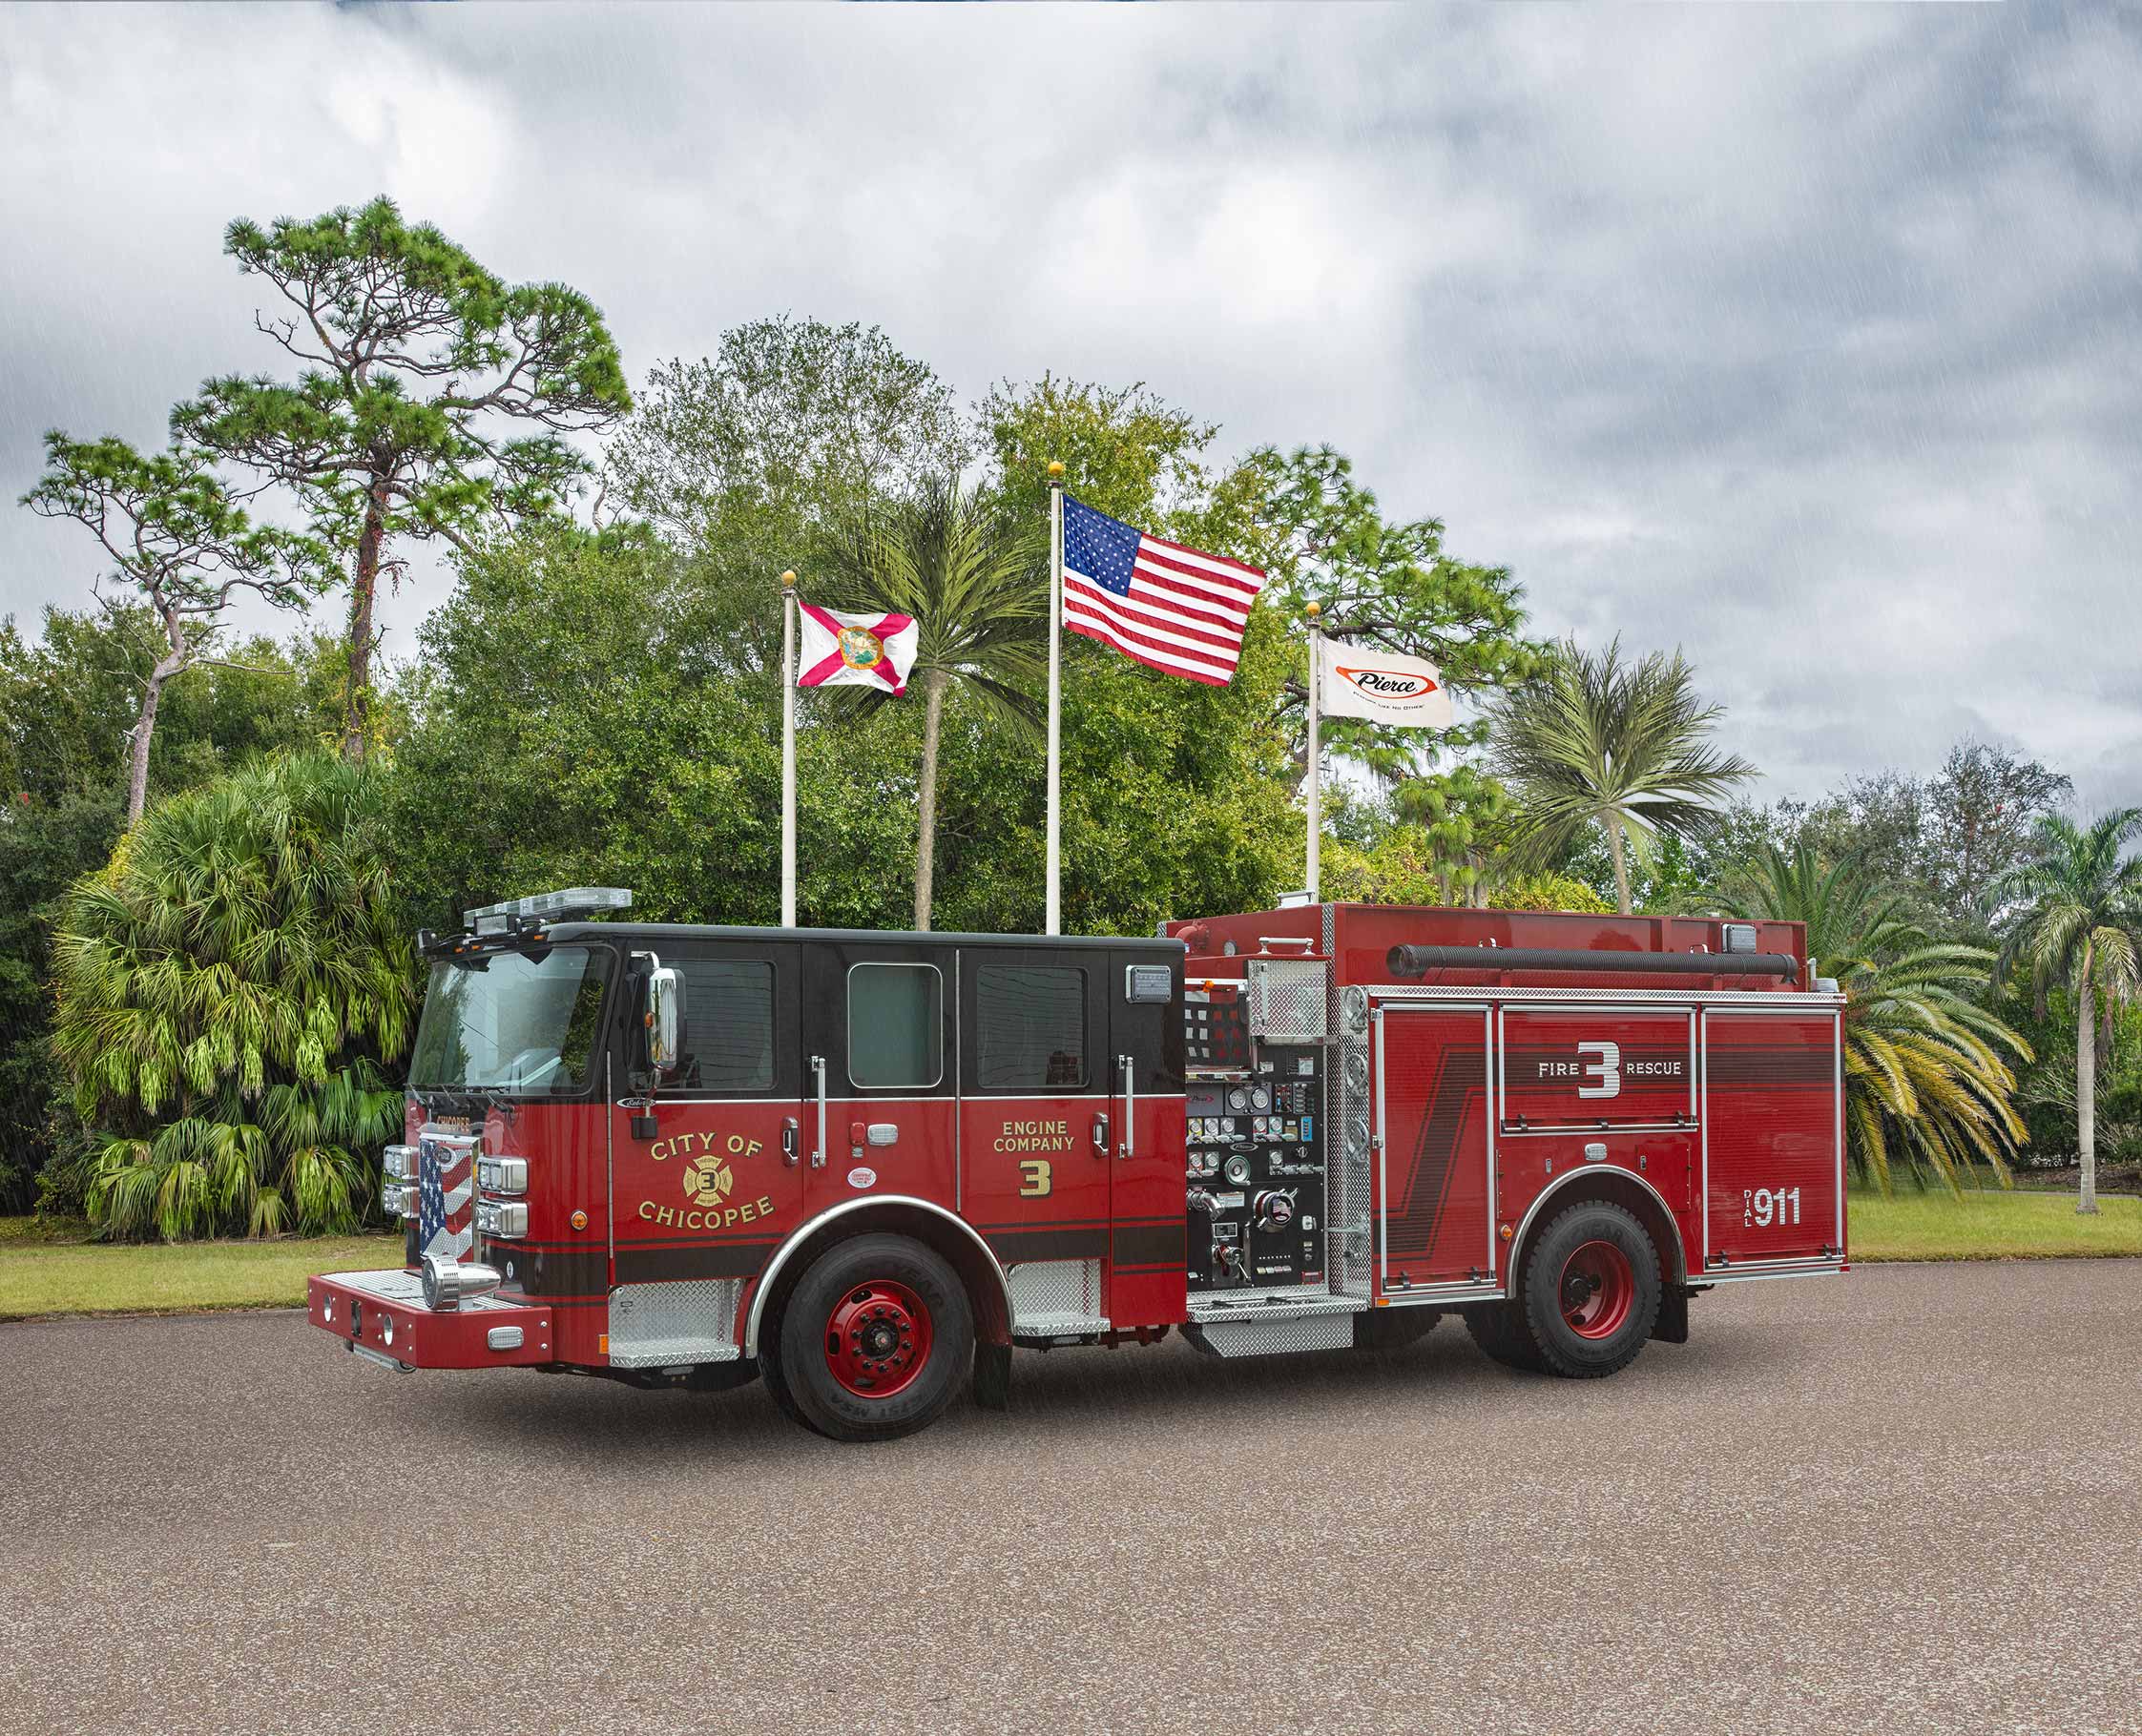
top-left (1462, 1299), bottom-right (1544, 1372)
top-left (1353, 1308), bottom-right (1442, 1352)
top-left (776, 1233), bottom-right (974, 1442)
top-left (1517, 1201), bottom-right (1660, 1379)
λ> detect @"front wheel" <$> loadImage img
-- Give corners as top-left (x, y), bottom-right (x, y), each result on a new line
top-left (1518, 1201), bottom-right (1660, 1379)
top-left (775, 1233), bottom-right (974, 1442)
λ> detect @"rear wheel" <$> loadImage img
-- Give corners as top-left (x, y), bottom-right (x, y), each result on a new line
top-left (776, 1234), bottom-right (973, 1442)
top-left (1462, 1298), bottom-right (1543, 1371)
top-left (1518, 1202), bottom-right (1660, 1378)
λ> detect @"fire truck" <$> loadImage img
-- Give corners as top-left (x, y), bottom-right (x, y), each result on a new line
top-left (309, 887), bottom-right (1847, 1441)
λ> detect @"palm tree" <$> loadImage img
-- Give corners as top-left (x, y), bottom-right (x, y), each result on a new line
top-left (50, 752), bottom-right (413, 1239)
top-left (1993, 811), bottom-right (2142, 1214)
top-left (821, 478), bottom-right (1047, 930)
top-left (1728, 840), bottom-right (2030, 1194)
top-left (1489, 637), bottom-right (1754, 914)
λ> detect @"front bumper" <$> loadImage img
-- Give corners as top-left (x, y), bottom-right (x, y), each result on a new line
top-left (308, 1269), bottom-right (556, 1370)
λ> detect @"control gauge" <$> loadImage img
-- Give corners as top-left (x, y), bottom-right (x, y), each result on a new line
top-left (1249, 1085), bottom-right (1272, 1111)
top-left (1227, 1086), bottom-right (1251, 1111)
top-left (1223, 1154), bottom-right (1253, 1186)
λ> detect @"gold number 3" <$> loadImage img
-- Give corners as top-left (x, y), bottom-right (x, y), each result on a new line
top-left (1018, 1159), bottom-right (1052, 1198)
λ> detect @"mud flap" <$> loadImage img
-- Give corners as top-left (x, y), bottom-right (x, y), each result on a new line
top-left (1654, 1284), bottom-right (1691, 1345)
top-left (972, 1341), bottom-right (1012, 1412)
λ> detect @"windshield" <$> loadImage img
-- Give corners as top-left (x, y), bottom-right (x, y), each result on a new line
top-left (408, 945), bottom-right (613, 1093)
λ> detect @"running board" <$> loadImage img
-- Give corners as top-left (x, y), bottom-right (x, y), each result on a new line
top-left (1184, 1293), bottom-right (1362, 1358)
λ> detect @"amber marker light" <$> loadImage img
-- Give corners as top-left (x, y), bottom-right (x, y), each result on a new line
top-left (571, 1209), bottom-right (589, 1230)
top-left (1500, 1222), bottom-right (1514, 1240)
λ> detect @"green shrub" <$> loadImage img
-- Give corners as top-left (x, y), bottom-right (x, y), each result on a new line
top-left (50, 753), bottom-right (414, 1240)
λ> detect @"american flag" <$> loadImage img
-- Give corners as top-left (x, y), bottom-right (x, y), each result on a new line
top-left (1061, 495), bottom-right (1266, 687)
top-left (417, 1129), bottom-right (475, 1261)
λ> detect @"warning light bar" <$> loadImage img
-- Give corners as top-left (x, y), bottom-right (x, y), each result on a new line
top-left (462, 887), bottom-right (633, 936)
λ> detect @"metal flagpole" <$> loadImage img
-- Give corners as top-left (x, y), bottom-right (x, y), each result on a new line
top-left (1045, 461), bottom-right (1064, 936)
top-left (1305, 600), bottom-right (1321, 902)
top-left (780, 569), bottom-right (798, 929)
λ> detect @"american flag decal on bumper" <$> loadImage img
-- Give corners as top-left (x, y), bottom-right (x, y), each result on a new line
top-left (417, 1128), bottom-right (478, 1261)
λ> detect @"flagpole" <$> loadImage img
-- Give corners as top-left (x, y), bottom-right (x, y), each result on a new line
top-left (780, 569), bottom-right (798, 929)
top-left (1045, 460), bottom-right (1064, 936)
top-left (1305, 600), bottom-right (1321, 904)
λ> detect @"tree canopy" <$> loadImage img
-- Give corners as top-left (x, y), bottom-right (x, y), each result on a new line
top-left (177, 196), bottom-right (632, 759)
top-left (22, 431), bottom-right (329, 820)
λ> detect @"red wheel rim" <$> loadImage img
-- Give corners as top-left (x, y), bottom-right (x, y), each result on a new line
top-left (823, 1278), bottom-right (932, 1398)
top-left (1558, 1240), bottom-right (1634, 1340)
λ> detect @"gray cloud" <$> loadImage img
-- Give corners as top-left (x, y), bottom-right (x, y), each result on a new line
top-left (3, 2), bottom-right (2135, 807)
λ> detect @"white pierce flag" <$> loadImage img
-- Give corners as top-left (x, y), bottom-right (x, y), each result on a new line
top-left (1315, 638), bottom-right (1454, 729)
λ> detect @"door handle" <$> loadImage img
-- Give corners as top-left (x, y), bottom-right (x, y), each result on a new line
top-left (809, 1055), bottom-right (827, 1168)
top-left (781, 1118), bottom-right (800, 1168)
top-left (1117, 1055), bottom-right (1135, 1160)
top-left (1091, 1114), bottom-right (1109, 1156)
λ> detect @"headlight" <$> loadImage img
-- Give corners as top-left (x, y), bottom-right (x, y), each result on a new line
top-left (382, 1145), bottom-right (417, 1181)
top-left (381, 1180), bottom-right (416, 1217)
top-left (476, 1156), bottom-right (528, 1195)
top-left (474, 1200), bottom-right (529, 1239)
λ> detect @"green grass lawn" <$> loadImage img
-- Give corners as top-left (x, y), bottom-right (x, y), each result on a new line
top-left (3, 1190), bottom-right (2137, 1321)
top-left (0, 1217), bottom-right (400, 1320)
top-left (1850, 1188), bottom-right (2142, 1262)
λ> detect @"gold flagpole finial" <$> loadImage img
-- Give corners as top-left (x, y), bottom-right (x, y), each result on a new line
top-left (1304, 600), bottom-right (1321, 621)
top-left (780, 569), bottom-right (797, 589)
top-left (1047, 460), bottom-right (1064, 480)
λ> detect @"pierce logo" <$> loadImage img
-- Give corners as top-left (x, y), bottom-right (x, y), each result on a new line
top-left (1336, 664), bottom-right (1440, 700)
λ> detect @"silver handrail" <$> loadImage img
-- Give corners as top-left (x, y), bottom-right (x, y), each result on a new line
top-left (810, 1055), bottom-right (827, 1168)
top-left (1118, 1054), bottom-right (1135, 1160)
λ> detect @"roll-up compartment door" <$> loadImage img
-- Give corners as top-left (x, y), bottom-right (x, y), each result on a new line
top-left (1701, 1010), bottom-right (1844, 1268)
top-left (1374, 1006), bottom-right (1495, 1291)
top-left (1498, 1007), bottom-right (1695, 1130)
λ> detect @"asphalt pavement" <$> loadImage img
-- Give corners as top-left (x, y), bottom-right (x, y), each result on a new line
top-left (3, 1260), bottom-right (2139, 1736)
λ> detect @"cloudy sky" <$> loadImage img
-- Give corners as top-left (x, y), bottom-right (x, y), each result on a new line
top-left (3, 3), bottom-right (2136, 804)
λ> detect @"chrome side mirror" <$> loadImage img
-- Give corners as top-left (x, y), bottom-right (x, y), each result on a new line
top-left (646, 965), bottom-right (682, 1074)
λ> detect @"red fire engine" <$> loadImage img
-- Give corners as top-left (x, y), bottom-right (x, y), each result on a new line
top-left (309, 887), bottom-right (1846, 1441)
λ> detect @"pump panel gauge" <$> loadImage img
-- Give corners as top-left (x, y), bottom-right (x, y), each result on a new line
top-left (1227, 1087), bottom-right (1250, 1111)
top-left (1249, 1085), bottom-right (1272, 1111)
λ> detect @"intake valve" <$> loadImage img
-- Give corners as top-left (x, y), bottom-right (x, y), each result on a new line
top-left (1254, 1189), bottom-right (1297, 1233)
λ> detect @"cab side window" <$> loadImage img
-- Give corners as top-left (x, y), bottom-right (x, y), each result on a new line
top-left (670, 958), bottom-right (775, 1093)
top-left (849, 963), bottom-right (943, 1088)
top-left (974, 965), bottom-right (1087, 1090)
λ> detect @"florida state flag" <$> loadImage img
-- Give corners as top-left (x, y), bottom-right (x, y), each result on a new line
top-left (797, 605), bottom-right (920, 694)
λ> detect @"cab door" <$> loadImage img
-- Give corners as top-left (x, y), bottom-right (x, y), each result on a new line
top-left (958, 947), bottom-right (1113, 1330)
top-left (1105, 949), bottom-right (1188, 1330)
top-left (610, 940), bottom-right (805, 1290)
top-left (801, 940), bottom-right (958, 1225)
